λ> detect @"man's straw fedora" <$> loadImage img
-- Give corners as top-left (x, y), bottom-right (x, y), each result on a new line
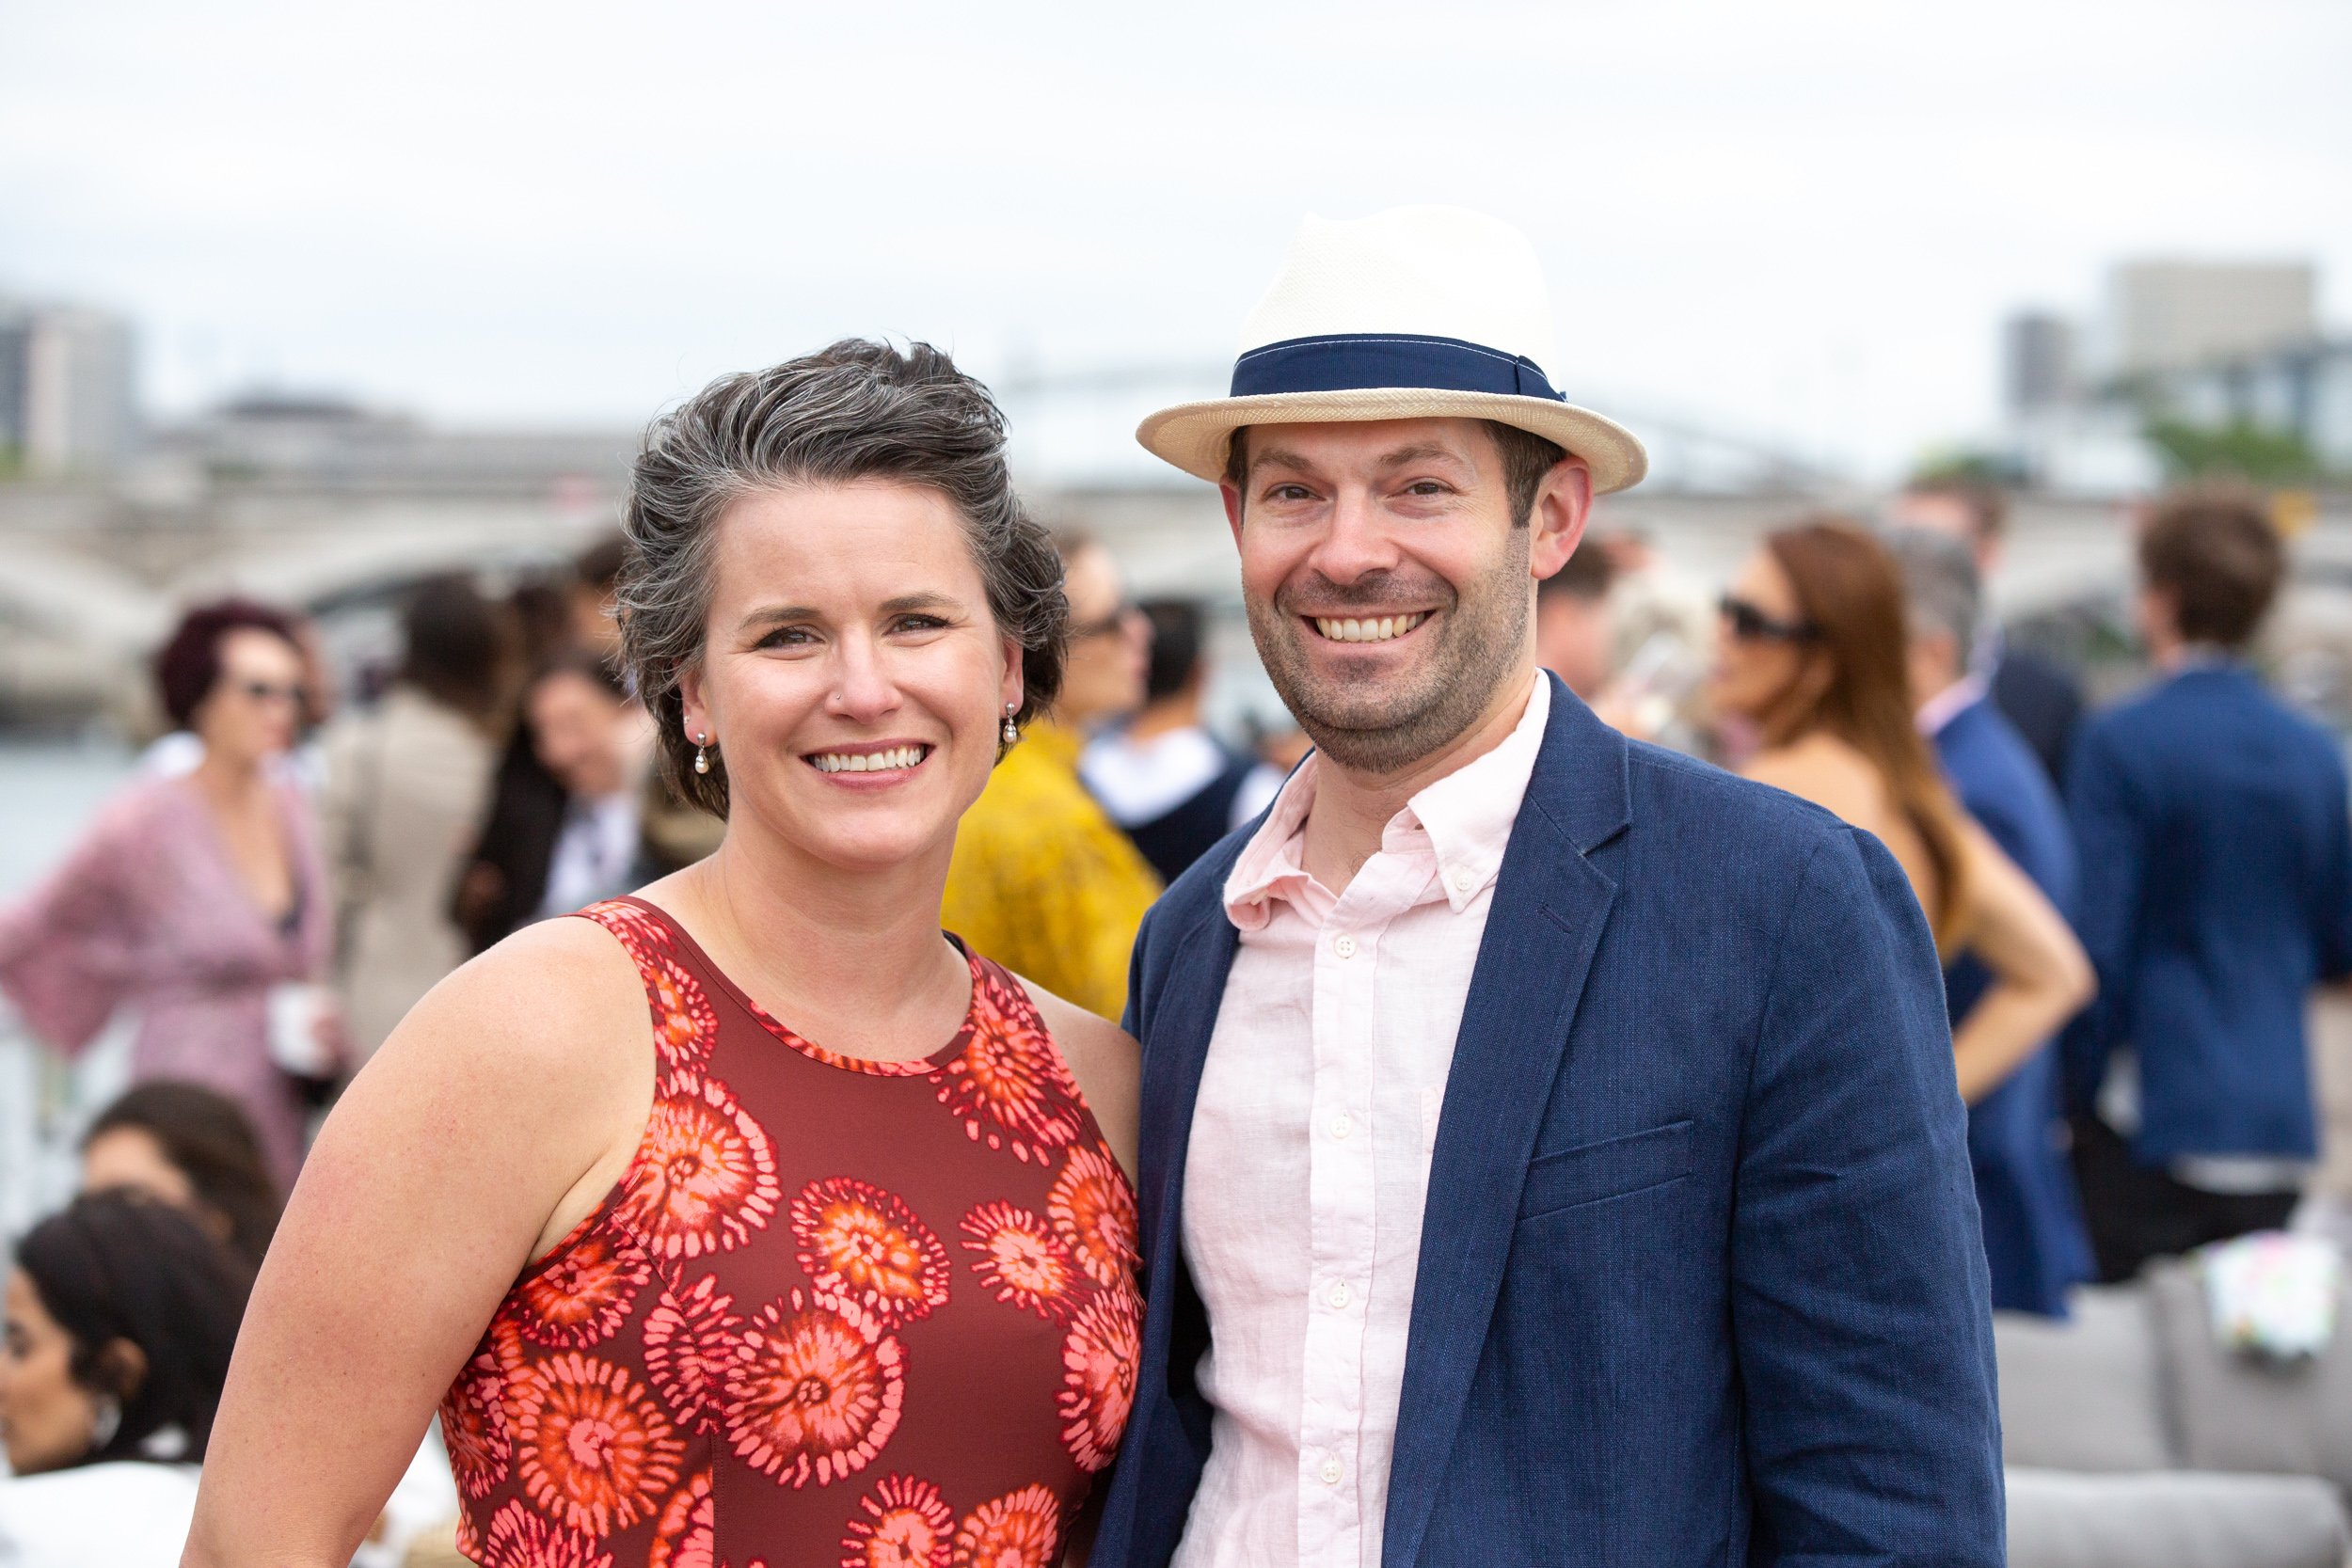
top-left (1137, 206), bottom-right (1646, 496)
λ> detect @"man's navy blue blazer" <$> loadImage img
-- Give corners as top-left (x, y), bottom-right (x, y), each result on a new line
top-left (2063, 664), bottom-right (2352, 1159)
top-left (1934, 695), bottom-right (2092, 1316)
top-left (1092, 675), bottom-right (2004, 1568)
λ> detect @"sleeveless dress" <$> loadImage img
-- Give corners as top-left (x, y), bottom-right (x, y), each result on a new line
top-left (438, 897), bottom-right (1142, 1567)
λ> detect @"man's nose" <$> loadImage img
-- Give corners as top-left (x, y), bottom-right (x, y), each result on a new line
top-left (1307, 487), bottom-right (1401, 584)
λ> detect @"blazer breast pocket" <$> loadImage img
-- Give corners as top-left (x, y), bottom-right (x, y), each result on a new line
top-left (1517, 1118), bottom-right (1695, 1221)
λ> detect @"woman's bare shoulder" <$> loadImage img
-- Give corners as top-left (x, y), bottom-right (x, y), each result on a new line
top-left (383, 916), bottom-right (649, 1093)
top-left (1014, 977), bottom-right (1140, 1182)
top-left (1741, 737), bottom-right (1889, 831)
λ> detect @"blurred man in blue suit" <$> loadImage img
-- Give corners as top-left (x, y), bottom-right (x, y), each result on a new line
top-left (2065, 483), bottom-right (2352, 1281)
top-left (1097, 206), bottom-right (2001, 1568)
top-left (1892, 527), bottom-right (2093, 1316)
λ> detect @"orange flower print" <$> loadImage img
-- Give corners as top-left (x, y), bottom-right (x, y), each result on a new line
top-left (518, 1228), bottom-right (653, 1349)
top-left (647, 1469), bottom-right (714, 1568)
top-left (1045, 1144), bottom-right (1138, 1289)
top-left (934, 970), bottom-right (1085, 1164)
top-left (479, 1498), bottom-right (617, 1568)
top-left (585, 898), bottom-right (673, 957)
top-left (1057, 1288), bottom-right (1140, 1472)
top-left (441, 1348), bottom-right (512, 1500)
top-left (959, 1202), bottom-right (1079, 1322)
top-left (791, 1178), bottom-right (951, 1327)
top-left (639, 954), bottom-right (715, 1090)
top-left (511, 1351), bottom-right (686, 1538)
top-left (723, 1288), bottom-right (906, 1489)
top-left (642, 1271), bottom-right (741, 1434)
top-left (616, 1076), bottom-right (781, 1261)
top-left (948, 1484), bottom-right (1063, 1568)
top-left (840, 1473), bottom-right (956, 1568)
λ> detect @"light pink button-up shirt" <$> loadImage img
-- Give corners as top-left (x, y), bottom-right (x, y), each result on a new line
top-left (1171, 674), bottom-right (1550, 1568)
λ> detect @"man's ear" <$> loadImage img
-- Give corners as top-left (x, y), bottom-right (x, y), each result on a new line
top-left (1219, 482), bottom-right (1245, 545)
top-left (1527, 456), bottom-right (1595, 579)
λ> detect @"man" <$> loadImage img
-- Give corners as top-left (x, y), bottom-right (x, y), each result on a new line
top-left (1890, 475), bottom-right (2084, 785)
top-left (942, 532), bottom-right (1162, 1019)
top-left (1533, 537), bottom-right (1616, 699)
top-left (2064, 484), bottom-right (2352, 1280)
top-left (1889, 526), bottom-right (2092, 1316)
top-left (1095, 207), bottom-right (2000, 1568)
top-left (1083, 599), bottom-right (1284, 883)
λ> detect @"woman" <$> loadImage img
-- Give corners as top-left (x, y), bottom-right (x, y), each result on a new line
top-left (0, 600), bottom-right (335, 1185)
top-left (0, 1193), bottom-right (252, 1567)
top-left (81, 1081), bottom-right (284, 1273)
top-left (322, 575), bottom-right (511, 1065)
top-left (189, 341), bottom-right (1143, 1568)
top-left (1708, 520), bottom-right (2093, 1102)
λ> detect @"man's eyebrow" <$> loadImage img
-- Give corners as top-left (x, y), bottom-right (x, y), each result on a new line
top-left (1248, 442), bottom-right (1473, 478)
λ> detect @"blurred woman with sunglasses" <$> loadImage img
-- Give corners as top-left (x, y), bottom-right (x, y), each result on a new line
top-left (1708, 520), bottom-right (2092, 1102)
top-left (0, 599), bottom-right (336, 1183)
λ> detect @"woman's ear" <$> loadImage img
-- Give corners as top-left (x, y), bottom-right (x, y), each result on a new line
top-left (676, 663), bottom-right (710, 744)
top-left (999, 636), bottom-right (1025, 719)
top-left (93, 1338), bottom-right (148, 1404)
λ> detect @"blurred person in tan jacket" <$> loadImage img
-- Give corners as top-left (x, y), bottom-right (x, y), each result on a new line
top-left (320, 577), bottom-right (511, 1063)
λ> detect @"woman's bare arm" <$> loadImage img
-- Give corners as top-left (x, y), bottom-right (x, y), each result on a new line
top-left (1950, 818), bottom-right (2096, 1103)
top-left (183, 919), bottom-right (654, 1567)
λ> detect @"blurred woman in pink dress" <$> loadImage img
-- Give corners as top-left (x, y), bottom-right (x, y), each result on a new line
top-left (0, 599), bottom-right (333, 1183)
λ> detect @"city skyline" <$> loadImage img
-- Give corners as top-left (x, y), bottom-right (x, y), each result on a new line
top-left (5, 0), bottom-right (2347, 483)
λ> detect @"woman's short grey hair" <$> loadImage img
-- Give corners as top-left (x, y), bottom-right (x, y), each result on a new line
top-left (618, 339), bottom-right (1067, 817)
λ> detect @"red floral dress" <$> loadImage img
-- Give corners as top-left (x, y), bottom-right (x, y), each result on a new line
top-left (439, 897), bottom-right (1142, 1568)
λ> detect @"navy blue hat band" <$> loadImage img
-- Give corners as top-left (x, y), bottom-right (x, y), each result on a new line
top-left (1229, 332), bottom-right (1565, 403)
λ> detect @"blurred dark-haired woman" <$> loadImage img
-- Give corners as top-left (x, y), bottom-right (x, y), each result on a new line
top-left (0, 1193), bottom-right (252, 1565)
top-left (0, 598), bottom-right (335, 1184)
top-left (321, 575), bottom-right (512, 1062)
top-left (81, 1080), bottom-right (285, 1273)
top-left (1708, 520), bottom-right (2094, 1102)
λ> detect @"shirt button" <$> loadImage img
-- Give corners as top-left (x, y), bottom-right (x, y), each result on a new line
top-left (1452, 868), bottom-right (1477, 893)
top-left (1327, 1279), bottom-right (1353, 1309)
top-left (1320, 1457), bottom-right (1344, 1486)
top-left (1333, 934), bottom-right (1358, 958)
top-left (1329, 1112), bottom-right (1352, 1140)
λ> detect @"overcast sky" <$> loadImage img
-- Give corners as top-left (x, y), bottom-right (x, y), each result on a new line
top-left (4, 0), bottom-right (2345, 482)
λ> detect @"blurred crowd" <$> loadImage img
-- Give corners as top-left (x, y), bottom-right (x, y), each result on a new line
top-left (1, 475), bottom-right (2348, 1560)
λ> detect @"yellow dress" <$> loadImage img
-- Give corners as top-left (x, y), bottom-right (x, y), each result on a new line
top-left (942, 721), bottom-right (1163, 1021)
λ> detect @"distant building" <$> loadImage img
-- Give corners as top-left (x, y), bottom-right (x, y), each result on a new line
top-left (2004, 311), bottom-right (2076, 417)
top-left (0, 300), bottom-right (137, 475)
top-left (2110, 261), bottom-right (2317, 379)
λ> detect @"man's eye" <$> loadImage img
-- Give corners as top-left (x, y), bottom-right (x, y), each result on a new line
top-left (1406, 481), bottom-right (1450, 497)
top-left (1266, 483), bottom-right (1313, 502)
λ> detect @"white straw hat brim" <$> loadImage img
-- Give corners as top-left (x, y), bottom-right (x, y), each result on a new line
top-left (1136, 387), bottom-right (1647, 496)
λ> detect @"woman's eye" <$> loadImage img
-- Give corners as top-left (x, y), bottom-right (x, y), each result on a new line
top-left (894, 614), bottom-right (947, 633)
top-left (757, 626), bottom-right (818, 649)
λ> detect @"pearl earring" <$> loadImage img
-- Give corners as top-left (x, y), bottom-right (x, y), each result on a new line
top-left (1001, 704), bottom-right (1020, 745)
top-left (692, 732), bottom-right (711, 776)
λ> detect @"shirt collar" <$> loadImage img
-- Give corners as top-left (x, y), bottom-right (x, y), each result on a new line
top-left (1915, 673), bottom-right (1989, 738)
top-left (1222, 673), bottom-right (1551, 929)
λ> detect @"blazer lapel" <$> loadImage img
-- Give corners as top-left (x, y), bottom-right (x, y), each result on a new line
top-left (1381, 677), bottom-right (1630, 1568)
top-left (1136, 905), bottom-right (1242, 1279)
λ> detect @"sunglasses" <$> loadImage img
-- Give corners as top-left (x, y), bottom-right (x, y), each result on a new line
top-left (1069, 601), bottom-right (1142, 641)
top-left (228, 679), bottom-right (306, 705)
top-left (1717, 594), bottom-right (1819, 644)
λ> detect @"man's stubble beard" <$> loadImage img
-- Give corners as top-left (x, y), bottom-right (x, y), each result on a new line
top-left (1246, 527), bottom-right (1532, 777)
